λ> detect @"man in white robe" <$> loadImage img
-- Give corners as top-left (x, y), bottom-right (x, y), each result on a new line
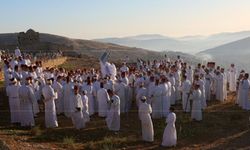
top-left (6, 78), bottom-right (21, 124)
top-left (221, 68), bottom-right (228, 101)
top-left (242, 73), bottom-right (250, 110)
top-left (114, 80), bottom-right (127, 113)
top-left (82, 90), bottom-right (90, 122)
top-left (30, 79), bottom-right (40, 117)
top-left (42, 78), bottom-right (58, 128)
top-left (135, 74), bottom-right (145, 94)
top-left (194, 75), bottom-right (207, 109)
top-left (180, 75), bottom-right (191, 112)
top-left (174, 69), bottom-right (181, 101)
top-left (169, 74), bottom-right (176, 105)
top-left (191, 84), bottom-right (202, 121)
top-left (120, 72), bottom-right (129, 86)
top-left (120, 62), bottom-right (129, 73)
top-left (63, 77), bottom-right (74, 117)
top-left (147, 76), bottom-right (155, 105)
top-left (71, 86), bottom-right (85, 129)
top-left (92, 77), bottom-right (100, 112)
top-left (106, 89), bottom-right (120, 131)
top-left (10, 58), bottom-right (18, 70)
top-left (186, 66), bottom-right (193, 83)
top-left (139, 96), bottom-right (154, 142)
top-left (237, 74), bottom-right (244, 107)
top-left (19, 77), bottom-right (36, 127)
top-left (228, 64), bottom-right (237, 92)
top-left (162, 107), bottom-right (177, 147)
top-left (82, 79), bottom-right (95, 116)
top-left (160, 78), bottom-right (170, 117)
top-left (97, 82), bottom-right (110, 117)
top-left (52, 76), bottom-right (64, 115)
top-left (15, 47), bottom-right (22, 58)
top-left (215, 72), bottom-right (225, 102)
top-left (204, 70), bottom-right (212, 101)
top-left (151, 79), bottom-right (163, 119)
top-left (136, 83), bottom-right (147, 107)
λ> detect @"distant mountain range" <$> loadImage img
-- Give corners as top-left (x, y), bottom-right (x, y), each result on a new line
top-left (198, 36), bottom-right (250, 72)
top-left (95, 31), bottom-right (250, 53)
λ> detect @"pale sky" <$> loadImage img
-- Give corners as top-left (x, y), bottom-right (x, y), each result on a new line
top-left (1, 0), bottom-right (250, 39)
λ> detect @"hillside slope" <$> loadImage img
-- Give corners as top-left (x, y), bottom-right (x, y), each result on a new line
top-left (198, 37), bottom-right (250, 71)
top-left (0, 30), bottom-right (201, 63)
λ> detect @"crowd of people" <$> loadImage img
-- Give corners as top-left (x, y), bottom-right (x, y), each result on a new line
top-left (1, 47), bottom-right (250, 147)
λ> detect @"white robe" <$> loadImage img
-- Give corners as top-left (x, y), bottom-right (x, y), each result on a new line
top-left (120, 65), bottom-right (129, 73)
top-left (97, 88), bottom-right (110, 117)
top-left (216, 74), bottom-right (225, 102)
top-left (211, 72), bottom-right (217, 95)
top-left (71, 94), bottom-right (85, 129)
top-left (205, 73), bottom-right (212, 101)
top-left (52, 81), bottom-right (64, 114)
top-left (174, 71), bottom-right (181, 100)
top-left (242, 79), bottom-right (250, 110)
top-left (121, 77), bottom-right (129, 86)
top-left (19, 84), bottom-right (36, 127)
top-left (186, 68), bottom-right (193, 83)
top-left (136, 87), bottom-right (147, 107)
top-left (82, 84), bottom-right (95, 115)
top-left (167, 81), bottom-right (172, 105)
top-left (82, 95), bottom-right (90, 122)
top-left (229, 67), bottom-right (237, 92)
top-left (93, 81), bottom-right (100, 111)
top-left (63, 83), bottom-right (73, 117)
top-left (223, 73), bottom-right (228, 101)
top-left (191, 89), bottom-right (202, 121)
top-left (10, 60), bottom-right (18, 70)
top-left (15, 48), bottom-right (21, 57)
top-left (115, 82), bottom-right (127, 113)
top-left (151, 85), bottom-right (163, 119)
top-left (181, 79), bottom-right (191, 112)
top-left (139, 102), bottom-right (154, 142)
top-left (162, 112), bottom-right (177, 147)
top-left (169, 76), bottom-right (176, 105)
top-left (42, 85), bottom-right (58, 128)
top-left (195, 79), bottom-right (207, 109)
top-left (6, 84), bottom-right (21, 123)
top-left (30, 84), bottom-right (40, 115)
top-left (161, 83), bottom-right (170, 117)
top-left (147, 82), bottom-right (155, 105)
top-left (237, 80), bottom-right (243, 107)
top-left (106, 95), bottom-right (120, 131)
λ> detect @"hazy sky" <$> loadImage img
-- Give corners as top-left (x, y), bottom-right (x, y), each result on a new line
top-left (1, 0), bottom-right (250, 39)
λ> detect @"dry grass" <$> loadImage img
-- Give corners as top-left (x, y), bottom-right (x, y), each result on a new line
top-left (62, 136), bottom-right (76, 149)
top-left (42, 57), bottom-right (67, 68)
top-left (30, 126), bottom-right (42, 136)
top-left (58, 56), bottom-right (99, 70)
